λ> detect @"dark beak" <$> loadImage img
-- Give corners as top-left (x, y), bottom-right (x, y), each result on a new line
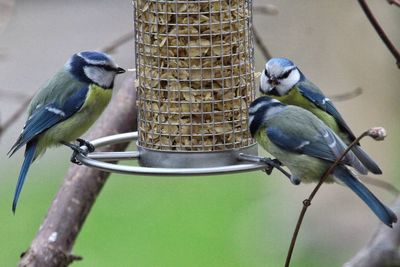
top-left (268, 78), bottom-right (279, 87)
top-left (116, 67), bottom-right (126, 74)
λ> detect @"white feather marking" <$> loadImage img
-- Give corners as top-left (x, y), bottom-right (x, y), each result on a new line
top-left (249, 102), bottom-right (266, 114)
top-left (328, 138), bottom-right (337, 148)
top-left (248, 115), bottom-right (254, 126)
top-left (294, 141), bottom-right (310, 150)
top-left (45, 107), bottom-right (66, 117)
top-left (77, 52), bottom-right (113, 66)
top-left (322, 97), bottom-right (330, 105)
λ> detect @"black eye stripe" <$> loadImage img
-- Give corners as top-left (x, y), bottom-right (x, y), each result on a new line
top-left (277, 68), bottom-right (295, 79)
top-left (87, 63), bottom-right (116, 72)
top-left (264, 69), bottom-right (270, 78)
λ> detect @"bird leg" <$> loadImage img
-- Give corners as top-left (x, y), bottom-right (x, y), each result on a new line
top-left (260, 158), bottom-right (300, 185)
top-left (61, 139), bottom-right (95, 165)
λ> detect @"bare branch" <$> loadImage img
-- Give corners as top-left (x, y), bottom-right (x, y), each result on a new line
top-left (0, 0), bottom-right (15, 34)
top-left (343, 197), bottom-right (400, 267)
top-left (329, 87), bottom-right (363, 102)
top-left (387, 0), bottom-right (400, 7)
top-left (0, 89), bottom-right (31, 101)
top-left (18, 76), bottom-right (137, 267)
top-left (0, 97), bottom-right (31, 137)
top-left (98, 32), bottom-right (134, 54)
top-left (360, 175), bottom-right (400, 197)
top-left (285, 129), bottom-right (384, 267)
top-left (253, 4), bottom-right (279, 15)
top-left (358, 0), bottom-right (400, 68)
top-left (253, 26), bottom-right (272, 61)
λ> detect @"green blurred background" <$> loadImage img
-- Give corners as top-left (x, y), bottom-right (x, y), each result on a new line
top-left (0, 1), bottom-right (399, 266)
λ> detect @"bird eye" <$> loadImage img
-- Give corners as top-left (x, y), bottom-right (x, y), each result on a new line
top-left (278, 69), bottom-right (293, 79)
top-left (264, 69), bottom-right (270, 78)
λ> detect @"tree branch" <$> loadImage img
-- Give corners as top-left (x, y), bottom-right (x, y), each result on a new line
top-left (387, 0), bottom-right (400, 7)
top-left (18, 76), bottom-right (137, 267)
top-left (0, 96), bottom-right (31, 137)
top-left (343, 197), bottom-right (400, 267)
top-left (253, 26), bottom-right (272, 61)
top-left (98, 32), bottom-right (134, 54)
top-left (358, 0), bottom-right (400, 68)
top-left (329, 87), bottom-right (363, 102)
top-left (360, 175), bottom-right (400, 197)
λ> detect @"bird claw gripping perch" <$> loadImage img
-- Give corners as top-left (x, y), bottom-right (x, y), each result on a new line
top-left (62, 139), bottom-right (95, 165)
top-left (259, 157), bottom-right (300, 185)
top-left (260, 158), bottom-right (282, 175)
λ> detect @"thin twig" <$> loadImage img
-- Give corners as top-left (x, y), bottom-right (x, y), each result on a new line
top-left (253, 4), bottom-right (279, 15)
top-left (0, 97), bottom-right (31, 137)
top-left (387, 0), bottom-right (400, 7)
top-left (0, 0), bottom-right (15, 34)
top-left (358, 0), bottom-right (400, 68)
top-left (98, 32), bottom-right (134, 54)
top-left (343, 197), bottom-right (400, 267)
top-left (0, 89), bottom-right (31, 101)
top-left (285, 130), bottom-right (372, 267)
top-left (253, 26), bottom-right (272, 61)
top-left (360, 175), bottom-right (400, 197)
top-left (329, 87), bottom-right (363, 102)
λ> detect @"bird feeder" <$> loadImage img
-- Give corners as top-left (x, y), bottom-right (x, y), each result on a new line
top-left (75, 0), bottom-right (271, 175)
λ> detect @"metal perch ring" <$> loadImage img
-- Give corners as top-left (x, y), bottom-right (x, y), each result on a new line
top-left (75, 132), bottom-right (270, 176)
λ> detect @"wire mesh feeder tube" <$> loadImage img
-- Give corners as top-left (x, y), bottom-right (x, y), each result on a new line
top-left (134, 0), bottom-right (256, 168)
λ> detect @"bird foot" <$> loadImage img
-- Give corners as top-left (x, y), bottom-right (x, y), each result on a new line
top-left (76, 138), bottom-right (95, 153)
top-left (260, 158), bottom-right (300, 185)
top-left (61, 139), bottom-right (95, 165)
top-left (260, 158), bottom-right (282, 175)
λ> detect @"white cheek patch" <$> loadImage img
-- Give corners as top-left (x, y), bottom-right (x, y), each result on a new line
top-left (259, 71), bottom-right (271, 93)
top-left (84, 66), bottom-right (114, 88)
top-left (280, 70), bottom-right (300, 88)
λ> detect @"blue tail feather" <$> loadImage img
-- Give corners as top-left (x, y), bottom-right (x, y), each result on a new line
top-left (351, 145), bottom-right (382, 175)
top-left (333, 166), bottom-right (397, 227)
top-left (12, 142), bottom-right (37, 213)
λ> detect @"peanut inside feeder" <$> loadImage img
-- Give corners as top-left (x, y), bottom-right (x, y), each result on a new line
top-left (135, 0), bottom-right (255, 151)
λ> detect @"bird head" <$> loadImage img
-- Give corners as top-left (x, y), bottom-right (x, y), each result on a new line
top-left (259, 57), bottom-right (302, 96)
top-left (65, 51), bottom-right (125, 89)
top-left (248, 96), bottom-right (285, 137)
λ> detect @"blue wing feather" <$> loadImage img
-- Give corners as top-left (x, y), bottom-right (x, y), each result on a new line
top-left (8, 86), bottom-right (89, 156)
top-left (266, 127), bottom-right (338, 162)
top-left (266, 126), bottom-right (367, 174)
top-left (297, 82), bottom-right (356, 141)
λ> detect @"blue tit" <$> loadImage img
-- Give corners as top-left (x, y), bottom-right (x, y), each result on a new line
top-left (259, 57), bottom-right (382, 175)
top-left (249, 96), bottom-right (397, 227)
top-left (8, 51), bottom-right (125, 212)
